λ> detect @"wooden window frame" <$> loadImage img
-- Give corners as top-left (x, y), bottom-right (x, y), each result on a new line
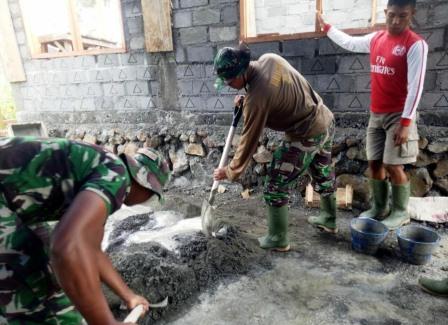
top-left (20, 0), bottom-right (126, 59)
top-left (240, 0), bottom-right (386, 43)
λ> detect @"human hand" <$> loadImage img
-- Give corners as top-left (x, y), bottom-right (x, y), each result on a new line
top-left (316, 11), bottom-right (326, 31)
top-left (393, 124), bottom-right (409, 146)
top-left (125, 294), bottom-right (150, 313)
top-left (234, 95), bottom-right (245, 107)
top-left (213, 167), bottom-right (228, 181)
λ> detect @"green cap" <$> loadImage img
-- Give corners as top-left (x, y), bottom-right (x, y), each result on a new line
top-left (120, 148), bottom-right (171, 202)
top-left (213, 45), bottom-right (250, 91)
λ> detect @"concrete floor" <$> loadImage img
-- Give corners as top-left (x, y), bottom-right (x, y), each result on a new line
top-left (153, 187), bottom-right (448, 325)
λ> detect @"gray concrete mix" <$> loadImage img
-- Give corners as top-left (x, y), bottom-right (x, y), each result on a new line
top-left (106, 187), bottom-right (448, 325)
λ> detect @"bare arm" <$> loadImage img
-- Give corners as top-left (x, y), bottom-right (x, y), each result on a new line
top-left (97, 252), bottom-right (150, 310)
top-left (50, 190), bottom-right (144, 325)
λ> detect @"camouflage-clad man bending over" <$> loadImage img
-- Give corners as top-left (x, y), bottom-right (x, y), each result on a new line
top-left (0, 137), bottom-right (171, 325)
top-left (212, 44), bottom-right (337, 252)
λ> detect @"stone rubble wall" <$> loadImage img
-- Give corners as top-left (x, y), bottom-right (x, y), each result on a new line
top-left (59, 125), bottom-right (448, 209)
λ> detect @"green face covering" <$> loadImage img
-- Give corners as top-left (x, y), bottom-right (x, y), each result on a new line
top-left (214, 76), bottom-right (226, 91)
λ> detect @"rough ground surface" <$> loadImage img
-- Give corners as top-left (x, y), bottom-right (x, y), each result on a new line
top-left (109, 184), bottom-right (448, 325)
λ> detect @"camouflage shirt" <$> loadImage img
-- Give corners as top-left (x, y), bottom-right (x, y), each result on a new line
top-left (0, 137), bottom-right (131, 223)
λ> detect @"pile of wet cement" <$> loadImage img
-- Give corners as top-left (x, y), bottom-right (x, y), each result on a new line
top-left (104, 213), bottom-right (272, 324)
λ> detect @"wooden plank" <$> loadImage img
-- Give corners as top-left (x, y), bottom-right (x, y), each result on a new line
top-left (141, 0), bottom-right (173, 52)
top-left (53, 41), bottom-right (67, 52)
top-left (240, 0), bottom-right (246, 40)
top-left (243, 0), bottom-right (256, 39)
top-left (336, 185), bottom-right (353, 210)
top-left (305, 184), bottom-right (315, 208)
top-left (0, 0), bottom-right (26, 82)
top-left (39, 33), bottom-right (117, 51)
top-left (316, 0), bottom-right (323, 33)
top-left (115, 0), bottom-right (126, 52)
top-left (19, 0), bottom-right (43, 56)
top-left (371, 0), bottom-right (377, 26)
top-left (243, 24), bottom-right (385, 43)
top-left (68, 0), bottom-right (83, 51)
top-left (346, 185), bottom-right (353, 209)
top-left (31, 47), bottom-right (126, 59)
top-left (305, 183), bottom-right (353, 210)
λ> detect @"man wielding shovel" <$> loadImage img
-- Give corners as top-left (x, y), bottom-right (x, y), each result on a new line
top-left (213, 44), bottom-right (337, 252)
top-left (0, 137), bottom-right (171, 324)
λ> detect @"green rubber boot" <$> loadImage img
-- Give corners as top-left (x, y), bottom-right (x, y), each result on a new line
top-left (359, 179), bottom-right (390, 220)
top-left (418, 277), bottom-right (448, 297)
top-left (258, 205), bottom-right (290, 252)
top-left (381, 182), bottom-right (411, 230)
top-left (307, 193), bottom-right (337, 233)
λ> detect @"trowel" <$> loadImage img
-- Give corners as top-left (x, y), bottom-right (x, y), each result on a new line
top-left (123, 297), bottom-right (169, 323)
top-left (201, 98), bottom-right (244, 237)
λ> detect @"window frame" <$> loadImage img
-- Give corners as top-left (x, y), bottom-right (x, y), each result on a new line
top-left (19, 0), bottom-right (126, 59)
top-left (240, 0), bottom-right (386, 43)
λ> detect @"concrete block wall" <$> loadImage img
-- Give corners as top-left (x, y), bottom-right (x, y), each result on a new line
top-left (9, 0), bottom-right (242, 132)
top-left (5, 0), bottom-right (448, 135)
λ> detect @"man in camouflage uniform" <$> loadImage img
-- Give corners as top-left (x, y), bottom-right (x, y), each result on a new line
top-left (213, 44), bottom-right (336, 252)
top-left (0, 137), bottom-right (171, 325)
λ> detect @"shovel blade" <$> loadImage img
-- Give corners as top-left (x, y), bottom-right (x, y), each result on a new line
top-left (201, 198), bottom-right (215, 236)
top-left (149, 296), bottom-right (169, 308)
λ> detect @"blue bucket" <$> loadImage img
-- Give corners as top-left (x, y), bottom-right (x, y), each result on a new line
top-left (397, 225), bottom-right (441, 265)
top-left (350, 218), bottom-right (389, 255)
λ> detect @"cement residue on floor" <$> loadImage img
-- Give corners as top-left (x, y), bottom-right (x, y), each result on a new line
top-left (158, 251), bottom-right (446, 325)
top-left (103, 201), bottom-right (271, 323)
top-left (159, 257), bottom-right (411, 325)
top-left (105, 189), bottom-right (448, 324)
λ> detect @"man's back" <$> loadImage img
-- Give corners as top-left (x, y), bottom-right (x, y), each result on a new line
top-left (244, 53), bottom-right (333, 140)
top-left (0, 137), bottom-right (130, 223)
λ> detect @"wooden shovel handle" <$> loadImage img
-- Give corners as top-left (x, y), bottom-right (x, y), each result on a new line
top-left (124, 304), bottom-right (144, 323)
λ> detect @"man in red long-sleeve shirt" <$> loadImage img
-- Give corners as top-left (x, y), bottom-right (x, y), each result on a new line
top-left (318, 0), bottom-right (428, 230)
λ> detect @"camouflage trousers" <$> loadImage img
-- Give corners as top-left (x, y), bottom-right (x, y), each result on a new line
top-left (264, 121), bottom-right (336, 207)
top-left (0, 193), bottom-right (83, 325)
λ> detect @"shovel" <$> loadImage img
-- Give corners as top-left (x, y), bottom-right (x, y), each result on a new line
top-left (201, 98), bottom-right (244, 236)
top-left (123, 297), bottom-right (169, 323)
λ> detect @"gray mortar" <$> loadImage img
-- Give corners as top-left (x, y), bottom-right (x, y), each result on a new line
top-left (105, 209), bottom-right (272, 324)
top-left (105, 188), bottom-right (448, 324)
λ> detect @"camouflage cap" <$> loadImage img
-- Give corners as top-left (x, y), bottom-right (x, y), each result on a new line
top-left (120, 148), bottom-right (171, 202)
top-left (213, 44), bottom-right (250, 91)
